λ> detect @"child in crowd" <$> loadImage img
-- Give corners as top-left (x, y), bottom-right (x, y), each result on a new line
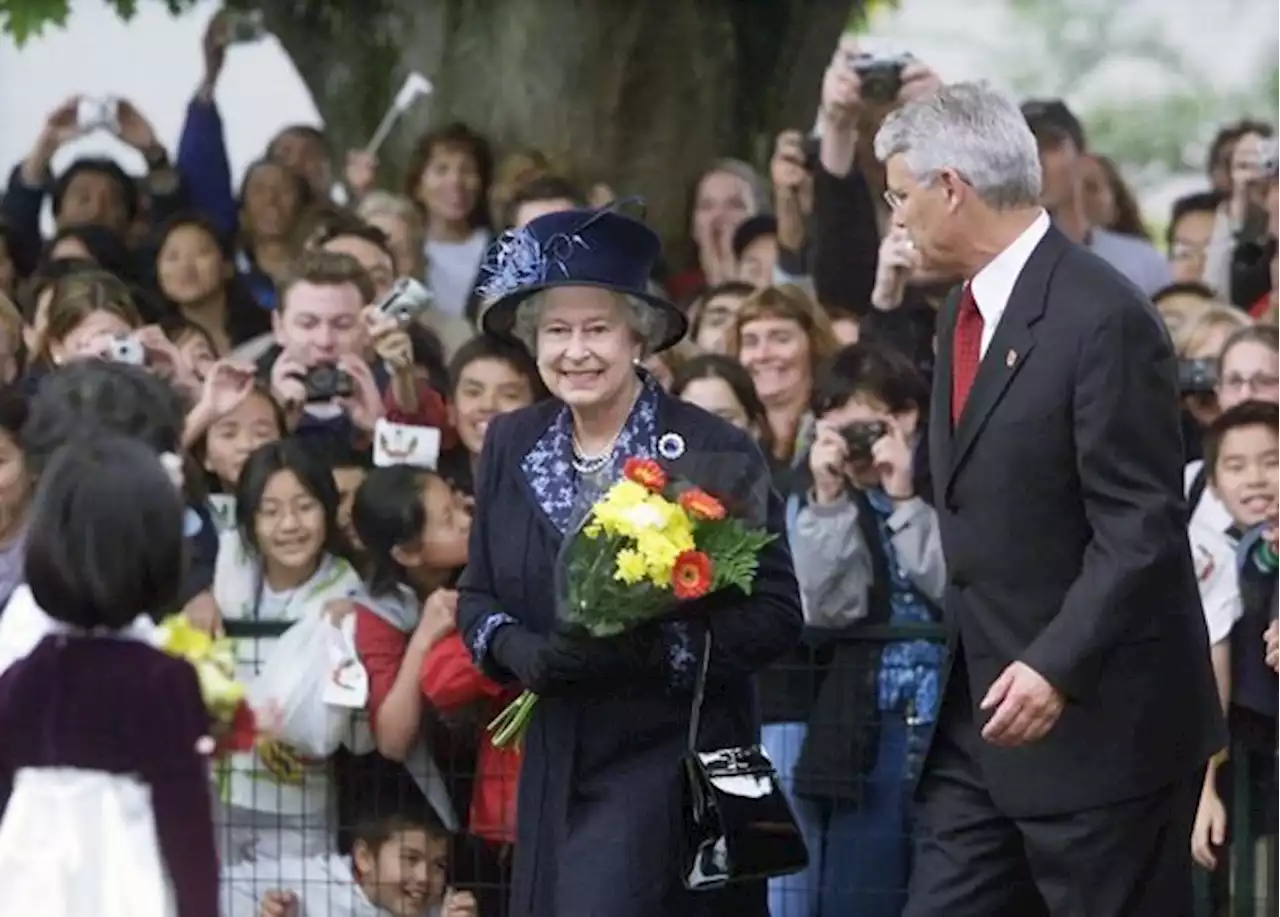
top-left (0, 435), bottom-right (217, 916)
top-left (215, 439), bottom-right (364, 866)
top-left (224, 805), bottom-right (479, 917)
top-left (1190, 400), bottom-right (1279, 872)
top-left (351, 466), bottom-right (518, 916)
top-left (437, 335), bottom-right (543, 497)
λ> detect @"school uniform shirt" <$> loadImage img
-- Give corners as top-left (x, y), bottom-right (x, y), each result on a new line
top-left (1189, 515), bottom-right (1243, 645)
top-left (214, 532), bottom-right (364, 821)
top-left (222, 852), bottom-right (443, 917)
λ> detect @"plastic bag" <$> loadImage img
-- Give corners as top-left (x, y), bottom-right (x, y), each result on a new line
top-left (248, 613), bottom-right (350, 758)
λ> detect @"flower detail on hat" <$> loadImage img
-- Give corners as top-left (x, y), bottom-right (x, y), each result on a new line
top-left (477, 226), bottom-right (590, 305)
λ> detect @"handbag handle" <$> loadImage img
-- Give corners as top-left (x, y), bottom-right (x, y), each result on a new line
top-left (686, 628), bottom-right (713, 754)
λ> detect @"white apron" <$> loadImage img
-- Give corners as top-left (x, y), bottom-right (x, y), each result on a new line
top-left (0, 767), bottom-right (177, 917)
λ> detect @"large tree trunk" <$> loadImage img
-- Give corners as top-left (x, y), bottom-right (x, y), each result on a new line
top-left (253, 0), bottom-right (856, 262)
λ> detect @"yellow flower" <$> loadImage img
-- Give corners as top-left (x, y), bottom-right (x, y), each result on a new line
top-left (614, 548), bottom-right (648, 585)
top-left (158, 615), bottom-right (246, 720)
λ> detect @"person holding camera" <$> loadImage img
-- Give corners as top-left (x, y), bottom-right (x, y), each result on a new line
top-left (777, 343), bottom-right (942, 917)
top-left (259, 249), bottom-right (451, 452)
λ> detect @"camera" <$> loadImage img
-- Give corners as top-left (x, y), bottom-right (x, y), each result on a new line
top-left (299, 363), bottom-right (355, 402)
top-left (801, 133), bottom-right (821, 173)
top-left (224, 9), bottom-right (267, 44)
top-left (1177, 358), bottom-right (1217, 395)
top-left (846, 52), bottom-right (913, 105)
top-left (839, 420), bottom-right (888, 461)
top-left (76, 97), bottom-right (119, 132)
top-left (1258, 138), bottom-right (1279, 180)
top-left (376, 277), bottom-right (434, 324)
top-left (103, 334), bottom-right (145, 367)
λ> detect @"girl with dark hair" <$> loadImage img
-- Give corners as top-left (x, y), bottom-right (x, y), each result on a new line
top-left (154, 213), bottom-right (272, 353)
top-left (214, 437), bottom-right (363, 865)
top-left (350, 465), bottom-right (517, 917)
top-left (0, 434), bottom-right (218, 916)
top-left (670, 353), bottom-right (775, 457)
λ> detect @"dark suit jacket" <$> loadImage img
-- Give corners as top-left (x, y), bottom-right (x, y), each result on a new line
top-left (457, 390), bottom-right (802, 917)
top-left (929, 225), bottom-right (1226, 819)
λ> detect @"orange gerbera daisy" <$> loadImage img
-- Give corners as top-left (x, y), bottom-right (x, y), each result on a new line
top-left (678, 488), bottom-right (725, 521)
top-left (623, 457), bottom-right (667, 493)
top-left (672, 550), bottom-right (713, 599)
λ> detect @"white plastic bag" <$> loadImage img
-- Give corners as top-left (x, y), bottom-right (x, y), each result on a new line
top-left (248, 614), bottom-right (349, 757)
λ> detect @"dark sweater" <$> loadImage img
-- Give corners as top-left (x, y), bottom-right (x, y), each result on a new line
top-left (0, 634), bottom-right (218, 917)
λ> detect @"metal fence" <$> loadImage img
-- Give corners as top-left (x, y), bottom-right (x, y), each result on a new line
top-left (220, 618), bottom-right (1276, 917)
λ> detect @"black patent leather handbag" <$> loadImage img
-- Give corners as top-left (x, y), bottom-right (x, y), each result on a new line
top-left (681, 632), bottom-right (810, 891)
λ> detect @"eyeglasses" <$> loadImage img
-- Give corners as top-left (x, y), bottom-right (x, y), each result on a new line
top-left (883, 189), bottom-right (905, 211)
top-left (1220, 373), bottom-right (1280, 394)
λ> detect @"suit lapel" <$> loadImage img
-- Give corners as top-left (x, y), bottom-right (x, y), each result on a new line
top-left (945, 228), bottom-right (1070, 494)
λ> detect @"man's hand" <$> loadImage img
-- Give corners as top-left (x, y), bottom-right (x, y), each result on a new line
top-left (1191, 779), bottom-right (1227, 870)
top-left (819, 38), bottom-right (864, 135)
top-left (113, 99), bottom-right (160, 154)
top-left (870, 228), bottom-right (921, 312)
top-left (24, 97), bottom-right (83, 183)
top-left (259, 889), bottom-right (299, 917)
top-left (808, 422), bottom-right (850, 505)
top-left (337, 353), bottom-right (386, 433)
top-left (869, 417), bottom-right (914, 499)
top-left (200, 11), bottom-right (230, 96)
top-left (980, 661), bottom-right (1065, 747)
top-left (896, 59), bottom-right (943, 105)
top-left (269, 353), bottom-right (309, 412)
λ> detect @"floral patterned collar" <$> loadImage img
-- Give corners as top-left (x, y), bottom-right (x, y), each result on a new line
top-left (519, 370), bottom-right (661, 534)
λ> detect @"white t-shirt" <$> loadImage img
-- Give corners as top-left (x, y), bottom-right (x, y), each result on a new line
top-left (1184, 460), bottom-right (1244, 644)
top-left (424, 228), bottom-right (489, 319)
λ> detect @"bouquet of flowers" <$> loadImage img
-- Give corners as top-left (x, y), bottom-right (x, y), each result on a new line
top-left (488, 457), bottom-right (775, 747)
top-left (157, 615), bottom-right (257, 755)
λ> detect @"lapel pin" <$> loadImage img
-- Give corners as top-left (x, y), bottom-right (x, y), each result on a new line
top-left (658, 432), bottom-right (686, 460)
top-left (1005, 349), bottom-right (1018, 368)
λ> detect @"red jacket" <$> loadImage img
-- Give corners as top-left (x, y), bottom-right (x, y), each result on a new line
top-left (420, 634), bottom-right (521, 844)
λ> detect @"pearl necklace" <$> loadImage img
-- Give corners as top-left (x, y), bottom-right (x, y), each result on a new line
top-left (570, 383), bottom-right (642, 475)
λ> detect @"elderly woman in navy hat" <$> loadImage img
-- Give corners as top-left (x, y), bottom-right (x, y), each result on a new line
top-left (457, 204), bottom-right (802, 917)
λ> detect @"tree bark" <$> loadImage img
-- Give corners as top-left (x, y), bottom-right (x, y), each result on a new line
top-left (252, 0), bottom-right (856, 260)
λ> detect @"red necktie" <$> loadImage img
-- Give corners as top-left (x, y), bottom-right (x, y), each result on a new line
top-left (951, 284), bottom-right (984, 426)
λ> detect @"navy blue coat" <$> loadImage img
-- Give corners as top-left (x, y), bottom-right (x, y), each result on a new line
top-left (458, 388), bottom-right (803, 917)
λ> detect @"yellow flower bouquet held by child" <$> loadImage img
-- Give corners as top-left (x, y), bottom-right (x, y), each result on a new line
top-left (157, 615), bottom-right (259, 753)
top-left (487, 457), bottom-right (775, 747)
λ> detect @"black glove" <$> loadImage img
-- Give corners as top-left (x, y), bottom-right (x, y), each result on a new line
top-left (490, 624), bottom-right (551, 689)
top-left (539, 625), bottom-right (665, 691)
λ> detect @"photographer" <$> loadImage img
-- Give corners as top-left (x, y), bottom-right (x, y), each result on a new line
top-left (1173, 304), bottom-right (1252, 461)
top-left (771, 343), bottom-right (942, 917)
top-left (1228, 140), bottom-right (1278, 316)
top-left (255, 249), bottom-right (450, 452)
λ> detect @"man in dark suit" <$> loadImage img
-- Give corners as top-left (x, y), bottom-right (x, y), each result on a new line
top-left (871, 82), bottom-right (1226, 916)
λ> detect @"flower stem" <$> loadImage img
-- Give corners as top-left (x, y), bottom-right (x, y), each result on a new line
top-left (488, 690), bottom-right (538, 748)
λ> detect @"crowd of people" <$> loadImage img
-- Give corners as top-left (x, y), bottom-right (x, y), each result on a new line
top-left (0, 15), bottom-right (1274, 917)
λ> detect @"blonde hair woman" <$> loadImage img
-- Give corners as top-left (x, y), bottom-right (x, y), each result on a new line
top-left (1174, 303), bottom-right (1252, 429)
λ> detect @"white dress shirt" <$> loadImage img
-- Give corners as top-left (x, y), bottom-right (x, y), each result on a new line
top-left (968, 210), bottom-right (1052, 358)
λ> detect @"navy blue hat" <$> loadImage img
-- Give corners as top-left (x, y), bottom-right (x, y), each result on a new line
top-left (477, 203), bottom-right (687, 353)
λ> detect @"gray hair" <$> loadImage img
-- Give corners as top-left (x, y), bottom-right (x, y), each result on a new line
top-left (355, 191), bottom-right (425, 247)
top-left (873, 81), bottom-right (1042, 211)
top-left (512, 290), bottom-right (665, 358)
